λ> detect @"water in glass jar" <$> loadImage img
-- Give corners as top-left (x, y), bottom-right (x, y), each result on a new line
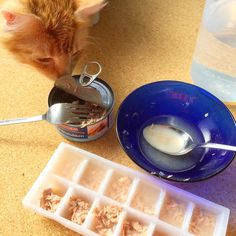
top-left (191, 0), bottom-right (236, 102)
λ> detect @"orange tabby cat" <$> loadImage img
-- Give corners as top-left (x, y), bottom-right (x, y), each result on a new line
top-left (1, 0), bottom-right (106, 80)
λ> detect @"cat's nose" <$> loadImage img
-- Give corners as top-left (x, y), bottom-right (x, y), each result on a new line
top-left (56, 65), bottom-right (72, 79)
top-left (54, 56), bottom-right (72, 79)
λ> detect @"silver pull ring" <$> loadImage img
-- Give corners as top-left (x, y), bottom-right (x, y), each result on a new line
top-left (79, 61), bottom-right (102, 87)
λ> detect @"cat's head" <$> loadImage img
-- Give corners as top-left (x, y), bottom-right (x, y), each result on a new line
top-left (1, 0), bottom-right (106, 80)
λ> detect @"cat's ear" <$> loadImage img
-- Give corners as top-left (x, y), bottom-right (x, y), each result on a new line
top-left (75, 0), bottom-right (107, 21)
top-left (2, 11), bottom-right (17, 25)
top-left (1, 10), bottom-right (40, 31)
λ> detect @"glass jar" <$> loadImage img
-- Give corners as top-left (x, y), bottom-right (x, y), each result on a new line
top-left (191, 0), bottom-right (236, 102)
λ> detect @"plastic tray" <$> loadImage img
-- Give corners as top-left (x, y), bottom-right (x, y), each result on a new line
top-left (23, 142), bottom-right (230, 236)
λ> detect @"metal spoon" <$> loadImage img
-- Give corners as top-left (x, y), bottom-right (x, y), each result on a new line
top-left (0, 103), bottom-right (100, 126)
top-left (143, 124), bottom-right (236, 156)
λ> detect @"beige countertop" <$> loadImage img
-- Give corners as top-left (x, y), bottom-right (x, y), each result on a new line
top-left (0, 0), bottom-right (235, 235)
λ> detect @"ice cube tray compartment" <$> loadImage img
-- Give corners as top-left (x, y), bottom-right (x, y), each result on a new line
top-left (57, 186), bottom-right (95, 225)
top-left (89, 198), bottom-right (124, 235)
top-left (77, 160), bottom-right (109, 192)
top-left (159, 194), bottom-right (188, 228)
top-left (152, 223), bottom-right (185, 236)
top-left (23, 142), bottom-right (230, 236)
top-left (120, 210), bottom-right (152, 236)
top-left (24, 174), bottom-right (68, 210)
top-left (153, 227), bottom-right (172, 236)
top-left (130, 180), bottom-right (161, 215)
top-left (188, 204), bottom-right (219, 236)
top-left (49, 144), bottom-right (87, 180)
top-left (104, 170), bottom-right (133, 203)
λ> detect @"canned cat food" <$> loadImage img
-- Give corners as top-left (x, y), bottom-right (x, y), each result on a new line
top-left (48, 76), bottom-right (114, 142)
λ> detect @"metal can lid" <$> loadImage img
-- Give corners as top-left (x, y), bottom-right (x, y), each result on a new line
top-left (49, 77), bottom-right (113, 105)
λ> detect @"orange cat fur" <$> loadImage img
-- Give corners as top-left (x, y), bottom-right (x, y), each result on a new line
top-left (1, 0), bottom-right (106, 80)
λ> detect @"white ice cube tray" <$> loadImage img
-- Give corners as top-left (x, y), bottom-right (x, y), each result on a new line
top-left (23, 142), bottom-right (230, 236)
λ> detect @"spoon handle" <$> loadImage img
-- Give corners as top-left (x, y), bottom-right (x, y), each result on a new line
top-left (0, 115), bottom-right (45, 126)
top-left (202, 143), bottom-right (236, 152)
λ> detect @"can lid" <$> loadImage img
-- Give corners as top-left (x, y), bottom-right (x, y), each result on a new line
top-left (54, 62), bottom-right (106, 107)
top-left (49, 77), bottom-right (114, 112)
top-left (54, 76), bottom-right (104, 107)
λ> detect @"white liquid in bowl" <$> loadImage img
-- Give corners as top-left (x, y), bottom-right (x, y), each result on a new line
top-left (139, 116), bottom-right (205, 173)
top-left (143, 124), bottom-right (186, 155)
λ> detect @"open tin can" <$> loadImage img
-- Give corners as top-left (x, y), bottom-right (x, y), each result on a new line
top-left (48, 63), bottom-right (114, 142)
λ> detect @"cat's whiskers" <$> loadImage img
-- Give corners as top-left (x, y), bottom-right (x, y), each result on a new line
top-left (86, 35), bottom-right (98, 45)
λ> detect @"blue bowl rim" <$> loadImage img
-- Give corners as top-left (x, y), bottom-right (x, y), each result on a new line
top-left (116, 80), bottom-right (236, 183)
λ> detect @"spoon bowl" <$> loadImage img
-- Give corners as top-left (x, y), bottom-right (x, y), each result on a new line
top-left (142, 124), bottom-right (236, 156)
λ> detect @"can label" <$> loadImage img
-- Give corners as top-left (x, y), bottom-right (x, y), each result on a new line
top-left (56, 109), bottom-right (113, 141)
top-left (58, 124), bottom-right (88, 139)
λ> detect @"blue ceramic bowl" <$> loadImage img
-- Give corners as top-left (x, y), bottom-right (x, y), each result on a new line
top-left (116, 81), bottom-right (236, 182)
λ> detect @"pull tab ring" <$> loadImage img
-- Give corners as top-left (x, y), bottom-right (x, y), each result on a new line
top-left (79, 61), bottom-right (102, 87)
